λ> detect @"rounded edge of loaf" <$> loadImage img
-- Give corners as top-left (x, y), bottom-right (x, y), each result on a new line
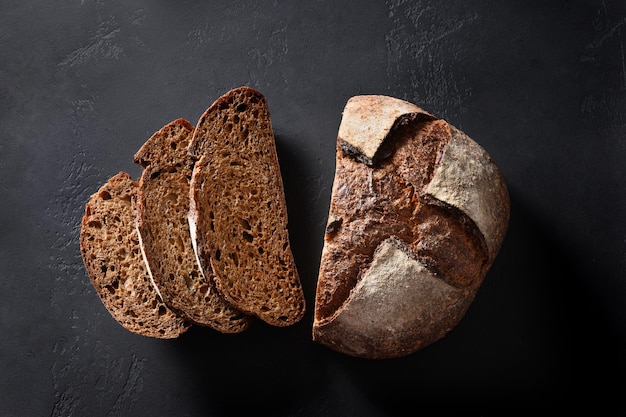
top-left (312, 95), bottom-right (510, 359)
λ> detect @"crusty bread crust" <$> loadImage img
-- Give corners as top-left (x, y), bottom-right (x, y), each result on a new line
top-left (134, 119), bottom-right (251, 333)
top-left (313, 96), bottom-right (509, 359)
top-left (314, 237), bottom-right (472, 358)
top-left (188, 87), bottom-right (305, 326)
top-left (80, 172), bottom-right (190, 338)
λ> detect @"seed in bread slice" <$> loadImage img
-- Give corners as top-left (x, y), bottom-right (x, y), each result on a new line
top-left (188, 86), bottom-right (305, 327)
top-left (133, 118), bottom-right (251, 333)
top-left (80, 172), bottom-right (190, 338)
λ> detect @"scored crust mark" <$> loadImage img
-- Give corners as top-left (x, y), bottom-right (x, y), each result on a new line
top-left (315, 117), bottom-right (487, 322)
top-left (134, 119), bottom-right (251, 333)
top-left (188, 87), bottom-right (305, 327)
top-left (425, 127), bottom-right (510, 262)
top-left (79, 172), bottom-right (190, 339)
top-left (313, 95), bottom-right (510, 358)
top-left (337, 95), bottom-right (436, 165)
top-left (313, 237), bottom-right (473, 359)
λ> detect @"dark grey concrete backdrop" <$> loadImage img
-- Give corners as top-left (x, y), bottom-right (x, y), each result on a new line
top-left (1, 0), bottom-right (625, 415)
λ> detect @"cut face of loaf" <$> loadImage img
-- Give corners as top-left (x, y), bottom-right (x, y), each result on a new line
top-left (188, 86), bottom-right (305, 327)
top-left (79, 172), bottom-right (190, 338)
top-left (313, 95), bottom-right (510, 359)
top-left (134, 119), bottom-right (251, 333)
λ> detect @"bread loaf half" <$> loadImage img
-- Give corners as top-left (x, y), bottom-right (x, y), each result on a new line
top-left (80, 172), bottom-right (190, 338)
top-left (134, 119), bottom-right (251, 333)
top-left (313, 95), bottom-right (510, 359)
top-left (188, 86), bottom-right (305, 327)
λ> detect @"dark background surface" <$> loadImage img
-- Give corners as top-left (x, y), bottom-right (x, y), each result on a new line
top-left (2, 0), bottom-right (625, 415)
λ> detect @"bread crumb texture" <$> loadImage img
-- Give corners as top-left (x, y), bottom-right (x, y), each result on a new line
top-left (80, 172), bottom-right (190, 338)
top-left (80, 87), bottom-right (306, 338)
top-left (134, 119), bottom-right (251, 333)
top-left (188, 87), bottom-right (305, 327)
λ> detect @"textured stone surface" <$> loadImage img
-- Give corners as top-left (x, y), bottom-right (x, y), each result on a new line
top-left (1, 0), bottom-right (625, 415)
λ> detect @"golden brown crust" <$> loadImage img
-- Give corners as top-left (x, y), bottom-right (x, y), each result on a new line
top-left (313, 237), bottom-right (474, 359)
top-left (313, 96), bottom-right (509, 359)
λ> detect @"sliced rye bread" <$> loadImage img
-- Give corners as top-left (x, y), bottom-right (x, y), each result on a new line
top-left (187, 86), bottom-right (306, 326)
top-left (80, 172), bottom-right (190, 338)
top-left (133, 118), bottom-right (251, 333)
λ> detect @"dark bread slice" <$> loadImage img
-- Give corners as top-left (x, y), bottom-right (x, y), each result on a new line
top-left (188, 86), bottom-right (305, 327)
top-left (134, 119), bottom-right (251, 333)
top-left (313, 95), bottom-right (509, 358)
top-left (80, 172), bottom-right (190, 338)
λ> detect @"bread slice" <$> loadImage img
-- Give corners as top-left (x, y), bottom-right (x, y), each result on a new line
top-left (313, 95), bottom-right (509, 358)
top-left (134, 119), bottom-right (251, 333)
top-left (80, 172), bottom-right (190, 338)
top-left (187, 86), bottom-right (305, 326)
